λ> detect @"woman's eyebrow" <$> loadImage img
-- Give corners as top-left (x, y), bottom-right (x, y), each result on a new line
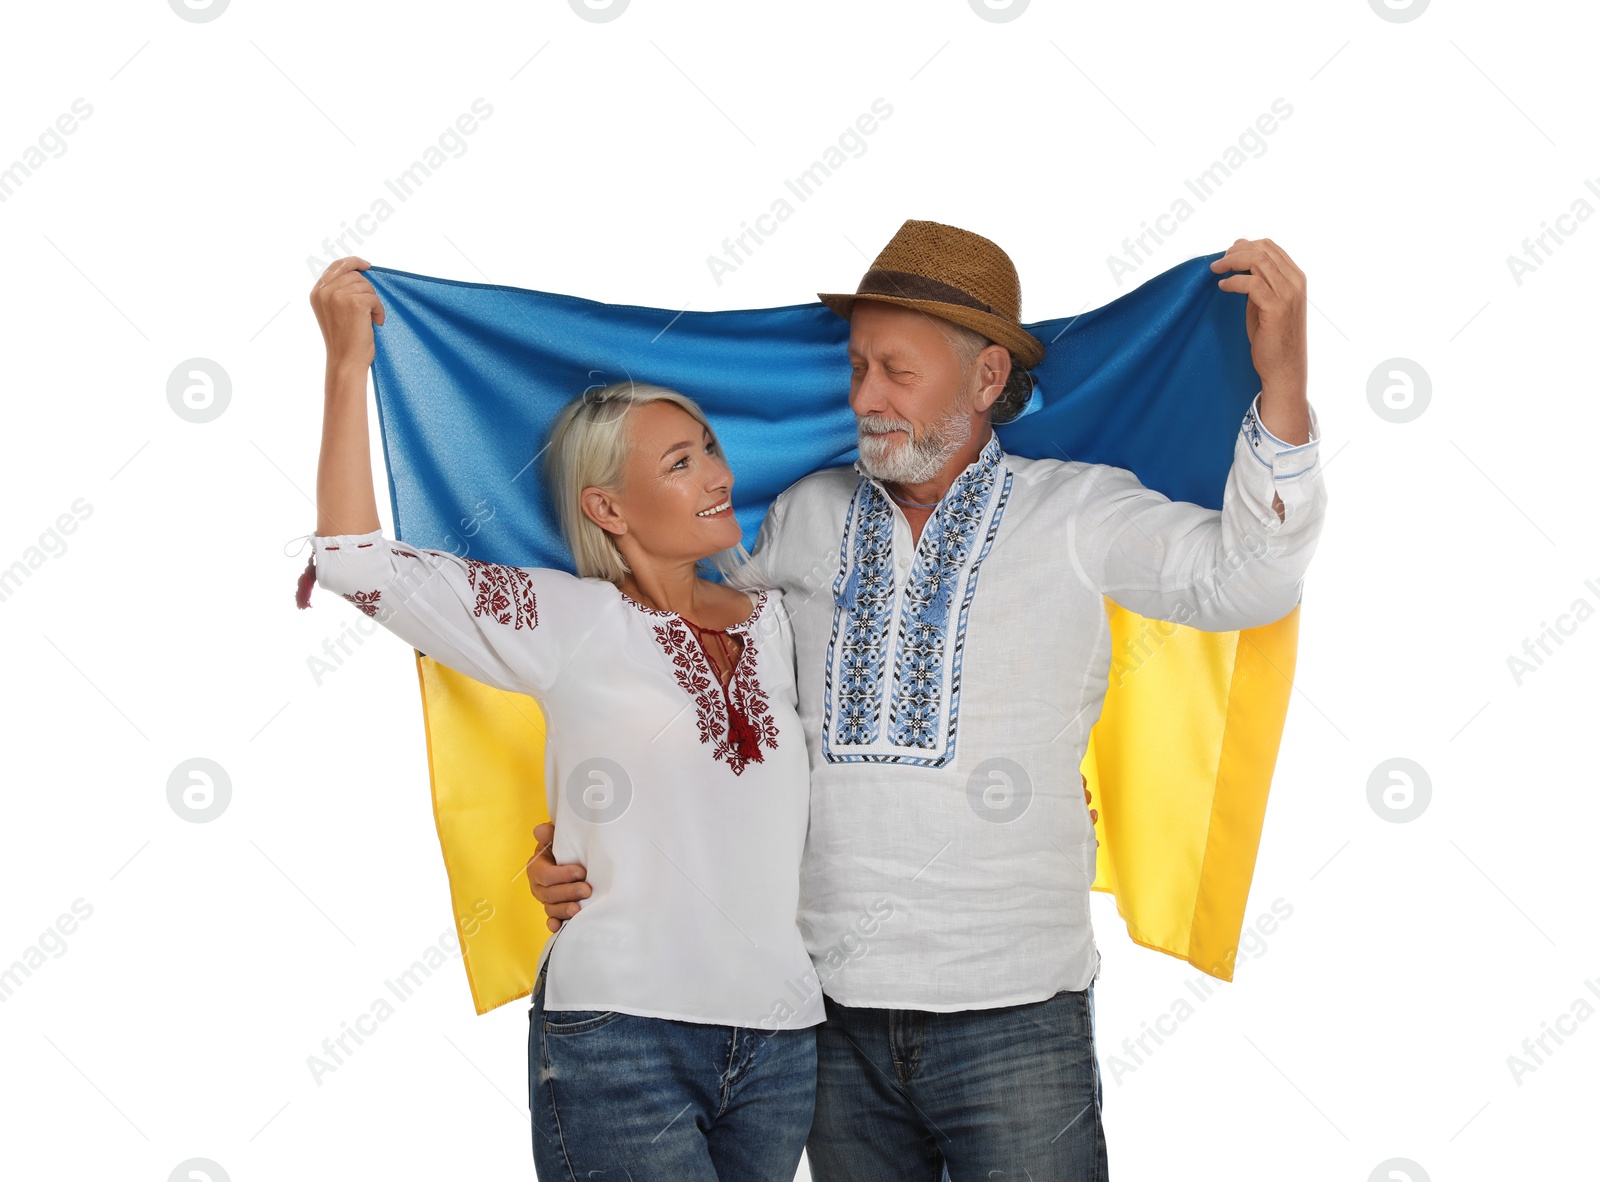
top-left (660, 426), bottom-right (714, 460)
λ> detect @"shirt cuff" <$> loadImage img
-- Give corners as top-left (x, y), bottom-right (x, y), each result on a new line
top-left (311, 528), bottom-right (391, 595)
top-left (312, 529), bottom-right (385, 544)
top-left (1241, 391), bottom-right (1320, 478)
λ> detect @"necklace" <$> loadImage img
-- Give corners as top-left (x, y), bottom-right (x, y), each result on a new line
top-left (886, 486), bottom-right (942, 509)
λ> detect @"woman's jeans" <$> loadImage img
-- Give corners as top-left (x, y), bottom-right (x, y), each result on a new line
top-left (806, 985), bottom-right (1108, 1181)
top-left (528, 963), bottom-right (817, 1181)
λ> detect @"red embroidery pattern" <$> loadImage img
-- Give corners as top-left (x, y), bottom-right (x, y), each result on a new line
top-left (645, 593), bottom-right (779, 776)
top-left (461, 557), bottom-right (540, 630)
top-left (383, 546), bottom-right (538, 630)
top-left (342, 590), bottom-right (382, 618)
top-left (728, 629), bottom-right (782, 765)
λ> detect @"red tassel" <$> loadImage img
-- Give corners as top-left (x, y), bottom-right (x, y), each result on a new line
top-left (295, 554), bottom-right (317, 609)
top-left (725, 705), bottom-right (764, 766)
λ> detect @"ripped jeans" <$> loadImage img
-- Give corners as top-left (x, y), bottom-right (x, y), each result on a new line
top-left (528, 963), bottom-right (818, 1181)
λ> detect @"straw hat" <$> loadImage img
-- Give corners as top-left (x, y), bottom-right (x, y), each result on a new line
top-left (817, 219), bottom-right (1044, 369)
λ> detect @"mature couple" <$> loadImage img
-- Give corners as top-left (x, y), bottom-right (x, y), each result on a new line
top-left (307, 219), bottom-right (1326, 1181)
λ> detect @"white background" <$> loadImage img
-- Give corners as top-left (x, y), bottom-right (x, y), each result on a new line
top-left (1, 1), bottom-right (1595, 1179)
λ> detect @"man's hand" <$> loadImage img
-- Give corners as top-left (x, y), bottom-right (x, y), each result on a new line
top-left (525, 821), bottom-right (590, 934)
top-left (1211, 238), bottom-right (1312, 524)
top-left (1083, 771), bottom-right (1098, 849)
top-left (1210, 238), bottom-right (1308, 409)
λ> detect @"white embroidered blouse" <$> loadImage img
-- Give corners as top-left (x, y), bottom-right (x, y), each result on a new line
top-left (733, 391), bottom-right (1328, 1011)
top-left (310, 531), bottom-right (824, 1031)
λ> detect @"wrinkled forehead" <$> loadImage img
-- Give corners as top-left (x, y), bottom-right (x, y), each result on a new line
top-left (846, 299), bottom-right (955, 360)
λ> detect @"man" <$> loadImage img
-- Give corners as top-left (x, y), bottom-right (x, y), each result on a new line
top-left (530, 219), bottom-right (1326, 1178)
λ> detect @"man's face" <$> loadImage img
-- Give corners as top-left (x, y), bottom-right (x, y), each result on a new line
top-left (846, 300), bottom-right (976, 485)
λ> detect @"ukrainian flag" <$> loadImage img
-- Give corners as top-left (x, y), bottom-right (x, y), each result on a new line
top-left (337, 253), bottom-right (1300, 1014)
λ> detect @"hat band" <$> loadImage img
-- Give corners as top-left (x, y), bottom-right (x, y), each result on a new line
top-left (855, 268), bottom-right (998, 316)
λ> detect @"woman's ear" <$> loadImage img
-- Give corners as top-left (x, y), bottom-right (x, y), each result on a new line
top-left (581, 486), bottom-right (627, 537)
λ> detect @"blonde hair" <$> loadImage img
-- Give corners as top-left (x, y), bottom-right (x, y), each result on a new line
top-left (544, 380), bottom-right (751, 583)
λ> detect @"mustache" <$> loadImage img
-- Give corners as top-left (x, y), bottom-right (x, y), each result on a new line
top-left (857, 415), bottom-right (913, 436)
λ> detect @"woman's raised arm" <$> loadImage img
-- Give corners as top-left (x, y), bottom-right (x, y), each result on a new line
top-left (311, 256), bottom-right (385, 537)
top-left (302, 256), bottom-right (613, 700)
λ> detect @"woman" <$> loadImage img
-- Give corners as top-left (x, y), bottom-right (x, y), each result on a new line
top-left (305, 257), bottom-right (820, 1179)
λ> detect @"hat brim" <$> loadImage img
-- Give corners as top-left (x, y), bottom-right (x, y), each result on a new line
top-left (817, 292), bottom-right (1045, 369)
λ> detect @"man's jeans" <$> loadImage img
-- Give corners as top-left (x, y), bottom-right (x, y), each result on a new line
top-left (807, 985), bottom-right (1108, 1181)
top-left (527, 963), bottom-right (817, 1181)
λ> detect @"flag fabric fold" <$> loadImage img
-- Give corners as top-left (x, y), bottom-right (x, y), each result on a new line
top-left (348, 253), bottom-right (1298, 1014)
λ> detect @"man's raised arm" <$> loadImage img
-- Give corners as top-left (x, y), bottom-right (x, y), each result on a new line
top-left (1069, 238), bottom-right (1328, 633)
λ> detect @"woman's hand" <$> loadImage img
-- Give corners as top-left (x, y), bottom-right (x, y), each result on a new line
top-left (526, 821), bottom-right (591, 934)
top-left (310, 256), bottom-right (385, 371)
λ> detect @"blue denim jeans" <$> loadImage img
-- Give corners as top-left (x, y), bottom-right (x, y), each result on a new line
top-left (806, 985), bottom-right (1108, 1181)
top-left (528, 963), bottom-right (817, 1181)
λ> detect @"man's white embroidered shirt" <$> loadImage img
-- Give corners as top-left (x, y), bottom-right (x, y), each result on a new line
top-left (736, 392), bottom-right (1326, 1010)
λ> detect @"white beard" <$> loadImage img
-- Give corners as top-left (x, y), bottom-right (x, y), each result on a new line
top-left (855, 398), bottom-right (974, 486)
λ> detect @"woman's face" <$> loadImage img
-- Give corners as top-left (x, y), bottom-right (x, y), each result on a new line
top-left (585, 400), bottom-right (741, 563)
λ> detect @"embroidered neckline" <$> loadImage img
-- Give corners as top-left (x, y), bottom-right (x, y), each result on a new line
top-left (616, 587), bottom-right (764, 635)
top-left (824, 430), bottom-right (1011, 765)
top-left (619, 587), bottom-right (777, 776)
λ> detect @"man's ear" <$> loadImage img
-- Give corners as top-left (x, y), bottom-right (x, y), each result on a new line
top-left (970, 343), bottom-right (1011, 414)
top-left (581, 487), bottom-right (627, 537)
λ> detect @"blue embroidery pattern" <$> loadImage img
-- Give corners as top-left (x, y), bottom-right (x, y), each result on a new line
top-left (887, 446), bottom-right (1002, 748)
top-left (1242, 399), bottom-right (1268, 461)
top-left (822, 433), bottom-right (1011, 766)
top-left (829, 485), bottom-right (895, 747)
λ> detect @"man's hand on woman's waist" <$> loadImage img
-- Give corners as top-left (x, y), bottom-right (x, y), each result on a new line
top-left (526, 821), bottom-right (590, 933)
